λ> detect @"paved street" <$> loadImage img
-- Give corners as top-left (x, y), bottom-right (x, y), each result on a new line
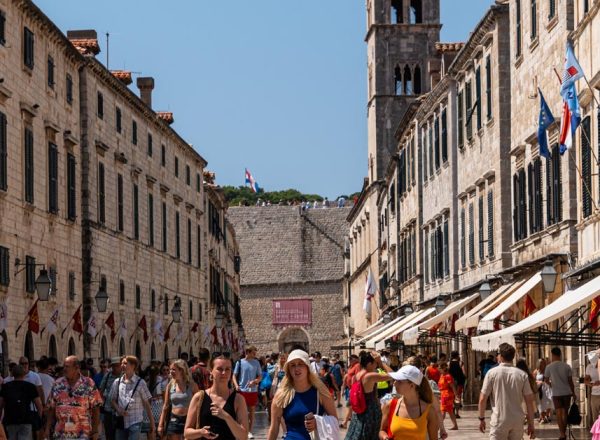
top-left (248, 405), bottom-right (593, 439)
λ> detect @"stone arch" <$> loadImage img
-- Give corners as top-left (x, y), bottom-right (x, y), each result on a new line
top-left (403, 65), bottom-right (413, 95)
top-left (394, 65), bottom-right (403, 95)
top-left (48, 335), bottom-right (58, 359)
top-left (24, 330), bottom-right (35, 360)
top-left (68, 337), bottom-right (76, 356)
top-left (119, 338), bottom-right (125, 357)
top-left (100, 335), bottom-right (108, 360)
top-left (277, 327), bottom-right (311, 354)
top-left (409, 0), bottom-right (423, 24)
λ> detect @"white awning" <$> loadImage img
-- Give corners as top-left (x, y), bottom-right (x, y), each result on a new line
top-left (365, 308), bottom-right (436, 349)
top-left (354, 316), bottom-right (404, 346)
top-left (454, 280), bottom-right (525, 332)
top-left (403, 293), bottom-right (480, 345)
top-left (355, 318), bottom-right (385, 339)
top-left (472, 274), bottom-right (600, 351)
top-left (477, 271), bottom-right (542, 331)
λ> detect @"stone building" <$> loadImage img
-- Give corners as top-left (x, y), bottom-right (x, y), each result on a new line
top-left (227, 206), bottom-right (350, 355)
top-left (0, 0), bottom-right (85, 365)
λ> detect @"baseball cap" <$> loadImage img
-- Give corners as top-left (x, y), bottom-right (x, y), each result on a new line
top-left (388, 365), bottom-right (423, 385)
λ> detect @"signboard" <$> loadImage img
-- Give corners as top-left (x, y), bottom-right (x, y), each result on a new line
top-left (272, 299), bottom-right (312, 326)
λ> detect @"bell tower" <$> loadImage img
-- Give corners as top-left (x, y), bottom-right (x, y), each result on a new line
top-left (366, 0), bottom-right (441, 182)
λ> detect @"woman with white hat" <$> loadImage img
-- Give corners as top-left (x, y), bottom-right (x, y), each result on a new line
top-left (378, 365), bottom-right (438, 440)
top-left (267, 349), bottom-right (336, 440)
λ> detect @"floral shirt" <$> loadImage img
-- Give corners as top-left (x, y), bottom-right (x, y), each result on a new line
top-left (47, 375), bottom-right (103, 440)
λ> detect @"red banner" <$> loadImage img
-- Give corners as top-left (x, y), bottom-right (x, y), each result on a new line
top-left (272, 299), bottom-right (312, 325)
top-left (105, 312), bottom-right (116, 341)
top-left (28, 300), bottom-right (40, 334)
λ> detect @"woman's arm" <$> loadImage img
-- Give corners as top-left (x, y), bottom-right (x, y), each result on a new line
top-left (184, 392), bottom-right (214, 440)
top-left (320, 391), bottom-right (337, 417)
top-left (157, 382), bottom-right (171, 436)
top-left (431, 396), bottom-right (447, 439)
top-left (267, 393), bottom-right (283, 440)
top-left (362, 372), bottom-right (392, 390)
top-left (378, 401), bottom-right (391, 440)
top-left (217, 393), bottom-right (248, 440)
top-left (427, 402), bottom-right (440, 440)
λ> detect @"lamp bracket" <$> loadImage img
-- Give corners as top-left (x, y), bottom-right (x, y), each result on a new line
top-left (13, 258), bottom-right (46, 277)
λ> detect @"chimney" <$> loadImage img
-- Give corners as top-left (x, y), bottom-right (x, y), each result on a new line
top-left (136, 77), bottom-right (154, 108)
top-left (66, 30), bottom-right (100, 56)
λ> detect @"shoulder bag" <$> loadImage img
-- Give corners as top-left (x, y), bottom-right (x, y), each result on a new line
top-left (114, 377), bottom-right (141, 430)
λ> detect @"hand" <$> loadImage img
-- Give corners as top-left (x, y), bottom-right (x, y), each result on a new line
top-left (527, 421), bottom-right (535, 439)
top-left (479, 419), bottom-right (486, 433)
top-left (304, 417), bottom-right (316, 432)
top-left (378, 431), bottom-right (390, 440)
top-left (440, 429), bottom-right (449, 439)
top-left (210, 403), bottom-right (228, 420)
top-left (200, 426), bottom-right (218, 439)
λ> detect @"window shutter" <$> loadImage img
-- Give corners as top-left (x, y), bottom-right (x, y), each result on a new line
top-left (479, 195), bottom-right (484, 261)
top-left (549, 0), bottom-right (556, 19)
top-left (187, 218), bottom-right (192, 264)
top-left (582, 116), bottom-right (592, 218)
top-left (546, 156), bottom-right (554, 226)
top-left (552, 144), bottom-right (562, 222)
top-left (534, 158), bottom-right (543, 229)
top-left (486, 56), bottom-right (492, 120)
top-left (431, 230), bottom-right (436, 281)
top-left (475, 67), bottom-right (482, 130)
top-left (175, 211), bottom-right (180, 258)
top-left (0, 112), bottom-right (6, 191)
top-left (513, 174), bottom-right (519, 240)
top-left (434, 115), bottom-right (440, 170)
top-left (133, 184), bottom-right (139, 240)
top-left (519, 168), bottom-right (527, 239)
top-left (148, 193), bottom-right (154, 246)
top-left (117, 174), bottom-right (123, 231)
top-left (443, 220), bottom-right (449, 276)
top-left (411, 228), bottom-right (416, 277)
top-left (0, 11), bottom-right (5, 45)
top-left (469, 202), bottom-right (474, 264)
top-left (466, 81), bottom-right (473, 140)
top-left (527, 163), bottom-right (535, 233)
top-left (460, 207), bottom-right (466, 268)
top-left (98, 163), bottom-right (105, 223)
top-left (24, 128), bottom-right (34, 204)
top-left (67, 154), bottom-right (76, 220)
top-left (487, 190), bottom-right (494, 258)
top-left (48, 142), bottom-right (58, 214)
top-left (162, 202), bottom-right (168, 252)
top-left (424, 232), bottom-right (429, 283)
top-left (441, 109), bottom-right (448, 163)
top-left (457, 91), bottom-right (464, 148)
top-left (0, 246), bottom-right (9, 286)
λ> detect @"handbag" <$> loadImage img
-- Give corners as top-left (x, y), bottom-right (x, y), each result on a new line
top-left (567, 400), bottom-right (582, 426)
top-left (309, 391), bottom-right (340, 440)
top-left (114, 377), bottom-right (141, 430)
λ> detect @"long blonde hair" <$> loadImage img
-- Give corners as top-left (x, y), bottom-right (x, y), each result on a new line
top-left (274, 362), bottom-right (330, 409)
top-left (171, 358), bottom-right (192, 385)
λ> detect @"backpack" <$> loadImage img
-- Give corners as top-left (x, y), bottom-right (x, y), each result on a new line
top-left (259, 370), bottom-right (272, 391)
top-left (349, 377), bottom-right (367, 414)
top-left (567, 401), bottom-right (582, 426)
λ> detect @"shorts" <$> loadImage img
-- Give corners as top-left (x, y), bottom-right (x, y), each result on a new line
top-left (166, 414), bottom-right (186, 434)
top-left (552, 395), bottom-right (572, 410)
top-left (240, 391), bottom-right (259, 408)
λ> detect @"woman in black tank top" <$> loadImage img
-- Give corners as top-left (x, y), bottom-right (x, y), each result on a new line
top-left (184, 355), bottom-right (248, 440)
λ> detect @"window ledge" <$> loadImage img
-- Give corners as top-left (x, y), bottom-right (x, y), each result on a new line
top-left (529, 37), bottom-right (539, 52)
top-left (514, 55), bottom-right (524, 69)
top-left (22, 65), bottom-right (33, 76)
top-left (486, 117), bottom-right (495, 128)
top-left (0, 83), bottom-right (12, 102)
top-left (546, 15), bottom-right (558, 31)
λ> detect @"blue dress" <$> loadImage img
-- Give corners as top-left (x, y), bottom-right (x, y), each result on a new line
top-left (283, 387), bottom-right (325, 440)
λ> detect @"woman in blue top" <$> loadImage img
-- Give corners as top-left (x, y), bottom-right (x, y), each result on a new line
top-left (267, 349), bottom-right (337, 440)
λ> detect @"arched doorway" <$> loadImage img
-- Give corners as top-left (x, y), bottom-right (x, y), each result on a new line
top-left (277, 327), bottom-right (310, 354)
top-left (100, 336), bottom-right (108, 360)
top-left (68, 337), bottom-right (76, 356)
top-left (0, 330), bottom-right (8, 376)
top-left (48, 335), bottom-right (58, 359)
top-left (24, 330), bottom-right (34, 360)
top-left (177, 346), bottom-right (182, 358)
top-left (135, 340), bottom-right (142, 361)
top-left (163, 345), bottom-right (169, 363)
top-left (150, 342), bottom-right (156, 361)
top-left (119, 338), bottom-right (125, 357)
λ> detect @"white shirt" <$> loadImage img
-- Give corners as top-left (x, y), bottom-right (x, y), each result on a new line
top-left (39, 372), bottom-right (55, 403)
top-left (586, 364), bottom-right (600, 396)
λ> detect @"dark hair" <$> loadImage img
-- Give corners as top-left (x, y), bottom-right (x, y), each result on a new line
top-left (516, 359), bottom-right (530, 374)
top-left (429, 355), bottom-right (438, 364)
top-left (450, 351), bottom-right (459, 359)
top-left (37, 358), bottom-right (49, 371)
top-left (499, 343), bottom-right (516, 362)
top-left (359, 351), bottom-right (374, 368)
top-left (439, 352), bottom-right (447, 359)
top-left (198, 348), bottom-right (210, 363)
top-left (439, 362), bottom-right (448, 371)
top-left (321, 364), bottom-right (331, 372)
top-left (349, 354), bottom-right (359, 361)
top-left (209, 354), bottom-right (233, 369)
top-left (551, 347), bottom-right (561, 357)
top-left (12, 364), bottom-right (26, 378)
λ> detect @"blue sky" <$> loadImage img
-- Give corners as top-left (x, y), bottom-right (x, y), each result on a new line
top-left (37, 0), bottom-right (493, 199)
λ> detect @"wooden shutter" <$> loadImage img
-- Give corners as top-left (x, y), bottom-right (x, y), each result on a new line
top-left (187, 218), bottom-right (192, 264)
top-left (466, 81), bottom-right (473, 140)
top-left (486, 56), bottom-right (492, 120)
top-left (0, 246), bottom-right (9, 286)
top-left (552, 144), bottom-right (562, 222)
top-left (0, 112), bottom-right (6, 190)
top-left (546, 156), bottom-right (554, 225)
top-left (457, 91), bottom-right (464, 148)
top-left (424, 232), bottom-right (429, 283)
top-left (148, 193), bottom-right (154, 246)
top-left (98, 162), bottom-right (105, 223)
top-left (428, 125), bottom-right (434, 176)
top-left (513, 174), bottom-right (520, 240)
top-left (48, 142), bottom-right (58, 213)
top-left (527, 163), bottom-right (535, 233)
top-left (582, 116), bottom-right (592, 218)
top-left (469, 202), bottom-right (474, 264)
top-left (519, 168), bottom-right (527, 239)
top-left (487, 190), bottom-right (494, 258)
top-left (443, 220), bottom-right (449, 276)
top-left (434, 115), bottom-right (440, 170)
top-left (133, 184), bottom-right (139, 240)
top-left (479, 195), bottom-right (484, 261)
top-left (441, 108), bottom-right (448, 163)
top-left (162, 202), bottom-right (167, 252)
top-left (24, 128), bottom-right (34, 203)
top-left (460, 207), bottom-right (466, 268)
top-left (117, 174), bottom-right (123, 231)
top-left (475, 67), bottom-right (482, 130)
top-left (67, 154), bottom-right (76, 220)
top-left (534, 158), bottom-right (543, 229)
top-left (175, 211), bottom-right (180, 258)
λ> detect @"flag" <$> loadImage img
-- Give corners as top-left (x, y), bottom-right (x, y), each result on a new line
top-left (164, 320), bottom-right (173, 342)
top-left (190, 322), bottom-right (199, 333)
top-left (138, 316), bottom-right (148, 342)
top-left (45, 308), bottom-right (59, 335)
top-left (429, 322), bottom-right (442, 337)
top-left (210, 326), bottom-right (219, 345)
top-left (203, 324), bottom-right (212, 346)
top-left (175, 324), bottom-right (183, 342)
top-left (105, 312), bottom-right (116, 341)
top-left (153, 318), bottom-right (164, 341)
top-left (559, 82), bottom-right (581, 154)
top-left (560, 43), bottom-right (584, 97)
top-left (591, 296), bottom-right (600, 330)
top-left (449, 313), bottom-right (459, 336)
top-left (87, 314), bottom-right (98, 338)
top-left (0, 303), bottom-right (7, 333)
top-left (523, 294), bottom-right (537, 318)
top-left (72, 305), bottom-right (83, 335)
top-left (118, 319), bottom-right (127, 339)
top-left (27, 300), bottom-right (40, 334)
top-left (537, 89), bottom-right (555, 159)
top-left (363, 268), bottom-right (377, 316)
top-left (244, 168), bottom-right (260, 193)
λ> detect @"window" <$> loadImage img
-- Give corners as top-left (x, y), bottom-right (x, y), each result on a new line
top-left (457, 91), bottom-right (464, 148)
top-left (391, 0), bottom-right (403, 23)
top-left (23, 27), bottom-right (34, 69)
top-left (163, 294), bottom-right (169, 315)
top-left (98, 162), bottom-right (105, 224)
top-left (24, 128), bottom-right (34, 204)
top-left (197, 173), bottom-right (201, 192)
top-left (186, 165), bottom-right (190, 186)
top-left (428, 123), bottom-right (433, 176)
top-left (147, 133), bottom-right (153, 157)
top-left (443, 220), bottom-right (449, 276)
top-left (403, 65), bottom-right (413, 95)
top-left (132, 120), bottom-right (137, 145)
top-left (424, 232), bottom-right (430, 282)
top-left (25, 255), bottom-right (35, 293)
top-left (394, 66), bottom-right (402, 95)
top-left (441, 109), bottom-right (448, 163)
top-left (151, 289), bottom-right (156, 312)
top-left (97, 92), bottom-right (104, 119)
top-left (584, 0), bottom-right (590, 14)
top-left (582, 117), bottom-right (592, 216)
top-left (161, 145), bottom-right (166, 167)
top-left (460, 207), bottom-right (466, 268)
top-left (66, 74), bottom-right (73, 104)
top-left (479, 195), bottom-right (484, 261)
top-left (117, 174), bottom-right (124, 231)
top-left (414, 66), bottom-right (422, 94)
top-left (198, 303), bottom-right (203, 321)
top-left (175, 211), bottom-right (180, 258)
top-left (409, 0), bottom-right (423, 23)
top-left (528, 159), bottom-right (543, 232)
top-left (48, 142), bottom-right (58, 214)
top-left (0, 111), bottom-right (6, 191)
top-left (47, 56), bottom-right (55, 88)
top-left (162, 202), bottom-right (167, 252)
top-left (486, 56), bottom-right (492, 120)
top-left (135, 285), bottom-right (141, 309)
top-left (187, 218), bottom-right (192, 264)
top-left (67, 154), bottom-right (76, 220)
top-left (475, 67), bottom-right (482, 130)
top-left (197, 224), bottom-right (201, 268)
top-left (116, 107), bottom-right (122, 133)
top-left (531, 0), bottom-right (537, 40)
top-left (175, 156), bottom-right (179, 177)
top-left (516, 0), bottom-right (522, 57)
top-left (68, 271), bottom-right (75, 300)
top-left (513, 169), bottom-right (528, 240)
top-left (548, 0), bottom-right (556, 19)
top-left (133, 184), bottom-right (139, 240)
top-left (546, 144), bottom-right (562, 225)
top-left (0, 10), bottom-right (5, 45)
top-left (465, 80), bottom-right (473, 140)
top-left (148, 193), bottom-right (154, 246)
top-left (119, 280), bottom-right (125, 305)
top-left (0, 246), bottom-right (9, 286)
top-left (468, 202), bottom-right (475, 265)
top-left (488, 190), bottom-right (494, 258)
top-left (49, 266), bottom-right (57, 296)
top-left (189, 300), bottom-right (193, 320)
top-left (434, 115), bottom-right (440, 170)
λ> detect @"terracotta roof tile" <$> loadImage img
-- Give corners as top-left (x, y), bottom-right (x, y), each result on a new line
top-left (111, 70), bottom-right (132, 85)
top-left (435, 42), bottom-right (465, 53)
top-left (69, 38), bottom-right (100, 55)
top-left (157, 111), bottom-right (174, 124)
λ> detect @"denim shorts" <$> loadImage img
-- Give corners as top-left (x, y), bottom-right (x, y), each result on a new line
top-left (115, 421), bottom-right (142, 440)
top-left (167, 414), bottom-right (187, 434)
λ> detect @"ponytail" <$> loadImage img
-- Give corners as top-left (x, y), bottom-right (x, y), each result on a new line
top-left (417, 377), bottom-right (433, 404)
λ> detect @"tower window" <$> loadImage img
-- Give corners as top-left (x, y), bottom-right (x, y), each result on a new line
top-left (391, 0), bottom-right (403, 24)
top-left (413, 65), bottom-right (422, 94)
top-left (409, 0), bottom-right (423, 24)
top-left (394, 66), bottom-right (402, 95)
top-left (403, 65), bottom-right (413, 95)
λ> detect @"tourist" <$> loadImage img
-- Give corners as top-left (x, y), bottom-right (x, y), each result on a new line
top-left (99, 357), bottom-right (123, 440)
top-left (158, 359), bottom-right (199, 439)
top-left (438, 362), bottom-right (458, 430)
top-left (379, 365), bottom-right (438, 440)
top-left (0, 364), bottom-right (43, 440)
top-left (4, 357), bottom-right (45, 435)
top-left (232, 346), bottom-right (262, 438)
top-left (191, 348), bottom-right (212, 391)
top-left (544, 347), bottom-right (575, 440)
top-left (448, 352), bottom-right (466, 419)
top-left (585, 354), bottom-right (600, 423)
top-left (534, 358), bottom-right (553, 423)
top-left (330, 356), bottom-right (344, 408)
top-left (516, 359), bottom-right (539, 424)
top-left (94, 360), bottom-right (109, 389)
top-left (184, 354), bottom-right (248, 440)
top-left (345, 351), bottom-right (392, 440)
top-left (478, 343), bottom-right (535, 439)
top-left (267, 349), bottom-right (336, 440)
top-left (425, 356), bottom-right (441, 383)
top-left (478, 353), bottom-right (497, 383)
top-left (340, 354), bottom-right (360, 429)
top-left (110, 355), bottom-right (155, 440)
top-left (45, 356), bottom-right (103, 440)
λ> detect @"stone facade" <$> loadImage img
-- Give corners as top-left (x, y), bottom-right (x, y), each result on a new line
top-left (227, 206), bottom-right (350, 355)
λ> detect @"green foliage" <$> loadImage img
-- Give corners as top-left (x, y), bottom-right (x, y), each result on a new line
top-left (223, 186), bottom-right (326, 206)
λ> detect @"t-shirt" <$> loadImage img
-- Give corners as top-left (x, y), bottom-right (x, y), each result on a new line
top-left (191, 363), bottom-right (211, 390)
top-left (426, 366), bottom-right (441, 383)
top-left (234, 358), bottom-right (261, 392)
top-left (39, 372), bottom-right (55, 404)
top-left (345, 363), bottom-right (360, 388)
top-left (545, 361), bottom-right (573, 397)
top-left (481, 363), bottom-right (533, 425)
top-left (0, 380), bottom-right (39, 425)
top-left (5, 370), bottom-right (42, 410)
top-left (586, 364), bottom-right (600, 396)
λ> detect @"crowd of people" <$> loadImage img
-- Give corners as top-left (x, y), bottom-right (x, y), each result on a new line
top-left (0, 342), bottom-right (590, 440)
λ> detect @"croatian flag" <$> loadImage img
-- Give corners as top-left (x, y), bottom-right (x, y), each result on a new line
top-left (559, 43), bottom-right (583, 154)
top-left (245, 168), bottom-right (260, 193)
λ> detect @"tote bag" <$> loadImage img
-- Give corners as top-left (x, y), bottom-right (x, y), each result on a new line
top-left (309, 392), bottom-right (340, 440)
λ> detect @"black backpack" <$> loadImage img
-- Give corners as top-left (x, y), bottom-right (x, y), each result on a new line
top-left (567, 401), bottom-right (582, 426)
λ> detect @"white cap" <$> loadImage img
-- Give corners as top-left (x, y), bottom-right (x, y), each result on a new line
top-left (388, 365), bottom-right (423, 386)
top-left (286, 349), bottom-right (311, 368)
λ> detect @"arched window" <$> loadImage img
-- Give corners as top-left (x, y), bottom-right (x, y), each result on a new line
top-left (403, 65), bottom-right (413, 95)
top-left (48, 335), bottom-right (58, 359)
top-left (395, 66), bottom-right (403, 95)
top-left (413, 65), bottom-right (422, 94)
top-left (135, 340), bottom-right (142, 360)
top-left (119, 338), bottom-right (125, 357)
top-left (100, 335), bottom-right (108, 360)
top-left (68, 337), bottom-right (76, 356)
top-left (178, 346), bottom-right (182, 358)
top-left (391, 0), bottom-right (403, 24)
top-left (24, 331), bottom-right (35, 360)
top-left (409, 0), bottom-right (423, 24)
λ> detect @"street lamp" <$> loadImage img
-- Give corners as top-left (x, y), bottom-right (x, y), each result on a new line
top-left (383, 312), bottom-right (392, 324)
top-left (435, 296), bottom-right (446, 315)
top-left (541, 260), bottom-right (557, 294)
top-left (34, 269), bottom-right (52, 301)
top-left (215, 309), bottom-right (225, 329)
top-left (226, 319), bottom-right (233, 333)
top-left (237, 324), bottom-right (245, 340)
top-left (479, 281), bottom-right (492, 301)
top-left (171, 296), bottom-right (182, 323)
top-left (403, 303), bottom-right (414, 316)
top-left (95, 285), bottom-right (109, 312)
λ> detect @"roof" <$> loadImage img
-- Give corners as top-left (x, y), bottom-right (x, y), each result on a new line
top-left (227, 206), bottom-right (351, 286)
top-left (435, 42), bottom-right (465, 53)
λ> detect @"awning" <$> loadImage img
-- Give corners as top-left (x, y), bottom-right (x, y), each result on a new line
top-left (364, 308), bottom-right (436, 349)
top-left (477, 271), bottom-right (542, 331)
top-left (472, 274), bottom-right (600, 351)
top-left (455, 280), bottom-right (525, 332)
top-left (403, 293), bottom-right (480, 345)
top-left (354, 318), bottom-right (385, 339)
top-left (354, 316), bottom-right (404, 346)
